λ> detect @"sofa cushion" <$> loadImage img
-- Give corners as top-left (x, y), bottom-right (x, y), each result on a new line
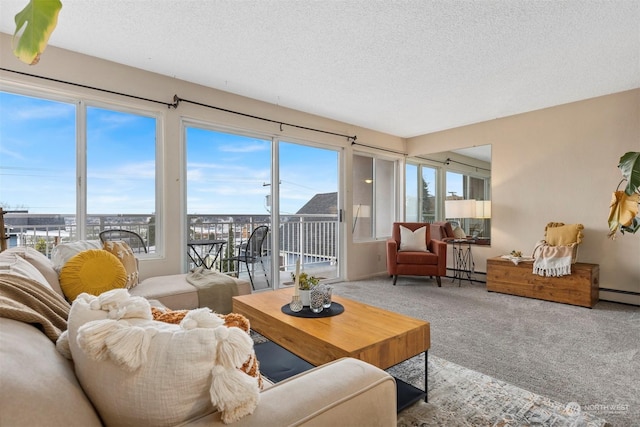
top-left (0, 318), bottom-right (103, 427)
top-left (102, 240), bottom-right (139, 289)
top-left (59, 249), bottom-right (127, 301)
top-left (396, 251), bottom-right (439, 265)
top-left (67, 289), bottom-right (260, 426)
top-left (130, 274), bottom-right (252, 311)
top-left (0, 253), bottom-right (52, 291)
top-left (399, 225), bottom-right (428, 252)
top-left (130, 273), bottom-right (201, 309)
top-left (2, 247), bottom-right (63, 296)
top-left (51, 239), bottom-right (102, 272)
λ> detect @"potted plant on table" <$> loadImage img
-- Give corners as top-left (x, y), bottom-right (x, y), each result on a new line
top-left (291, 271), bottom-right (320, 306)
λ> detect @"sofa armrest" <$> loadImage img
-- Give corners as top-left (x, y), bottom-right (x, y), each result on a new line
top-left (185, 358), bottom-right (397, 426)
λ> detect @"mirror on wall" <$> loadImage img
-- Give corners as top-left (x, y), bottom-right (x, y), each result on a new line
top-left (406, 145), bottom-right (491, 244)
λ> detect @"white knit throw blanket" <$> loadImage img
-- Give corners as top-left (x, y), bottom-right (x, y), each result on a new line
top-left (532, 240), bottom-right (574, 277)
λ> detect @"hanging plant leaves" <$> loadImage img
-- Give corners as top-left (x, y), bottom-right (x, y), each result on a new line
top-left (12, 0), bottom-right (62, 65)
top-left (618, 151), bottom-right (640, 196)
top-left (607, 190), bottom-right (640, 238)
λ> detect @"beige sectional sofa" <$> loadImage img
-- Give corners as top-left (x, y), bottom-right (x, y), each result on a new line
top-left (0, 247), bottom-right (398, 426)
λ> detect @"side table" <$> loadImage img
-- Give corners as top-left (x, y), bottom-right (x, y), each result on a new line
top-left (450, 239), bottom-right (475, 286)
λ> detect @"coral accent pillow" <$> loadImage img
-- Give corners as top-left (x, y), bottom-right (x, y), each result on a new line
top-left (64, 289), bottom-right (260, 426)
top-left (545, 223), bottom-right (584, 246)
top-left (399, 225), bottom-right (428, 252)
top-left (102, 241), bottom-right (139, 289)
top-left (59, 250), bottom-right (127, 302)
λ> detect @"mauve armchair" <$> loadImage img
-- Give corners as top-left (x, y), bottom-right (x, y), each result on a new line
top-left (386, 222), bottom-right (447, 286)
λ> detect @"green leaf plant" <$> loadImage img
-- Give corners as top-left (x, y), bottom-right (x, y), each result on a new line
top-left (608, 151), bottom-right (640, 238)
top-left (13, 0), bottom-right (62, 65)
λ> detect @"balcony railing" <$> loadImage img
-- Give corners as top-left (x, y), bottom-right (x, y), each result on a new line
top-left (3, 213), bottom-right (339, 278)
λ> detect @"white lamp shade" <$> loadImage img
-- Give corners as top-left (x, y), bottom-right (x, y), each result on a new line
top-left (475, 200), bottom-right (492, 218)
top-left (445, 199), bottom-right (476, 218)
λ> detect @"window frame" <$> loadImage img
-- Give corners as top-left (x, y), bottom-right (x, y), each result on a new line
top-left (352, 151), bottom-right (399, 242)
top-left (0, 84), bottom-right (164, 256)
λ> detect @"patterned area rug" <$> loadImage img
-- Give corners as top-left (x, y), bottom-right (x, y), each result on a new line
top-left (251, 332), bottom-right (607, 426)
top-left (390, 353), bottom-right (608, 427)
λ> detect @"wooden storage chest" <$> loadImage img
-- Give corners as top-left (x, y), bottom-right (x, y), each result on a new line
top-left (486, 257), bottom-right (599, 308)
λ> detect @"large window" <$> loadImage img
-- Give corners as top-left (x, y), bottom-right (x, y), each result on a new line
top-left (352, 153), bottom-right (396, 240)
top-left (0, 90), bottom-right (159, 254)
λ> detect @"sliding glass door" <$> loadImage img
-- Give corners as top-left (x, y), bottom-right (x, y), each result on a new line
top-left (186, 126), bottom-right (272, 289)
top-left (185, 125), bottom-right (342, 288)
top-left (278, 141), bottom-right (341, 284)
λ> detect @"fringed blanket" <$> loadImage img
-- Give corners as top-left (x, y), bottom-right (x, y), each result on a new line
top-left (0, 273), bottom-right (70, 342)
top-left (532, 240), bottom-right (574, 277)
top-left (186, 267), bottom-right (239, 314)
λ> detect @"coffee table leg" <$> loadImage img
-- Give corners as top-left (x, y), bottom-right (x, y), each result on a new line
top-left (424, 350), bottom-right (428, 402)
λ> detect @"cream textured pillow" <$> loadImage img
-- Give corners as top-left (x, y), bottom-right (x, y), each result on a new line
top-left (399, 225), bottom-right (428, 252)
top-left (51, 240), bottom-right (102, 272)
top-left (102, 241), bottom-right (139, 289)
top-left (65, 289), bottom-right (260, 426)
top-left (59, 250), bottom-right (127, 302)
top-left (453, 226), bottom-right (467, 239)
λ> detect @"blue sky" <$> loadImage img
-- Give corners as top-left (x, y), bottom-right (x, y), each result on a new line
top-left (0, 90), bottom-right (338, 215)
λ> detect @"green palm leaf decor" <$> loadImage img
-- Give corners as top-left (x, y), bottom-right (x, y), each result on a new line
top-left (13, 0), bottom-right (62, 65)
top-left (608, 151), bottom-right (640, 238)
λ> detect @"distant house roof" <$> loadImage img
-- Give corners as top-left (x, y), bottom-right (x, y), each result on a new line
top-left (296, 192), bottom-right (337, 215)
top-left (4, 214), bottom-right (65, 228)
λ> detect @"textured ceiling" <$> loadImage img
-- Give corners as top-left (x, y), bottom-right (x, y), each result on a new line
top-left (1, 0), bottom-right (638, 138)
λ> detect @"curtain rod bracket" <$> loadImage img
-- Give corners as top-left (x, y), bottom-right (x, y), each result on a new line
top-left (170, 95), bottom-right (182, 109)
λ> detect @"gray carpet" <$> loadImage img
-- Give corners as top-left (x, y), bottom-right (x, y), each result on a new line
top-left (332, 275), bottom-right (639, 426)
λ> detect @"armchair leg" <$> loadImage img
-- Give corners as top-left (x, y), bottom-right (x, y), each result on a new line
top-left (392, 275), bottom-right (398, 286)
top-left (436, 276), bottom-right (442, 287)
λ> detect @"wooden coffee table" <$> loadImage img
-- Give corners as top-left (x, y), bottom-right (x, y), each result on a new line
top-left (232, 288), bottom-right (430, 400)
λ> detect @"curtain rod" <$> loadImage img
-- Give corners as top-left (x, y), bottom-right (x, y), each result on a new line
top-left (0, 67), bottom-right (176, 108)
top-left (172, 96), bottom-right (357, 141)
top-left (415, 155), bottom-right (490, 172)
top-left (0, 68), bottom-right (358, 142)
top-left (351, 140), bottom-right (405, 156)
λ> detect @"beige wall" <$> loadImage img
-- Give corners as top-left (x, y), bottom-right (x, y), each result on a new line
top-left (408, 89), bottom-right (640, 305)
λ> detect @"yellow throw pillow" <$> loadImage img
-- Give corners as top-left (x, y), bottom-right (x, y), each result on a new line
top-left (545, 223), bottom-right (584, 246)
top-left (102, 241), bottom-right (139, 289)
top-left (59, 249), bottom-right (127, 302)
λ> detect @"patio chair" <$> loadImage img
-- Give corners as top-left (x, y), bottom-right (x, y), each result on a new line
top-left (99, 229), bottom-right (148, 254)
top-left (224, 225), bottom-right (270, 290)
